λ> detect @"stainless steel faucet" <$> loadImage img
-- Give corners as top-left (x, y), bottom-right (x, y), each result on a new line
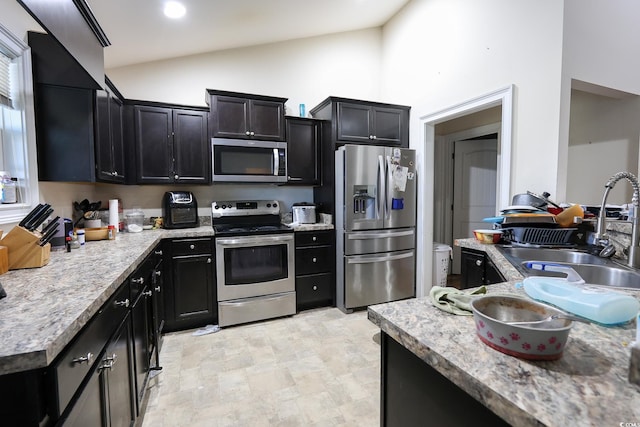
top-left (594, 171), bottom-right (640, 268)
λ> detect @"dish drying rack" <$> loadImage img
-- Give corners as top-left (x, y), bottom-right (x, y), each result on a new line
top-left (501, 227), bottom-right (577, 247)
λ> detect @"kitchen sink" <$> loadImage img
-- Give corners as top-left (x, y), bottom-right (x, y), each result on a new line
top-left (499, 246), bottom-right (640, 289)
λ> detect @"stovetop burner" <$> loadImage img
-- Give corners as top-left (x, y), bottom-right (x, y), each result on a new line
top-left (211, 200), bottom-right (292, 237)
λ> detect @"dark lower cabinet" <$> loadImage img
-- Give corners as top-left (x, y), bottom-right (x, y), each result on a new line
top-left (381, 332), bottom-right (509, 426)
top-left (103, 317), bottom-right (135, 427)
top-left (295, 230), bottom-right (335, 311)
top-left (164, 238), bottom-right (217, 331)
top-left (460, 247), bottom-right (505, 289)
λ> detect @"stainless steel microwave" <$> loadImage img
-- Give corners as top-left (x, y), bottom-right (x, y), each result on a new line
top-left (211, 138), bottom-right (287, 183)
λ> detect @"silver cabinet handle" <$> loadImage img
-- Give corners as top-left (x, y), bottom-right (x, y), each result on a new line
top-left (207, 258), bottom-right (212, 264)
top-left (312, 285), bottom-right (318, 291)
top-left (190, 244), bottom-right (195, 250)
top-left (100, 353), bottom-right (117, 371)
top-left (312, 257), bottom-right (317, 263)
top-left (72, 352), bottom-right (93, 365)
top-left (115, 298), bottom-right (130, 308)
top-left (112, 171), bottom-right (118, 176)
top-left (143, 290), bottom-right (153, 297)
top-left (475, 260), bottom-right (483, 267)
top-left (174, 174), bottom-right (179, 180)
top-left (155, 270), bottom-right (162, 277)
top-left (312, 236), bottom-right (317, 241)
top-left (288, 177), bottom-right (303, 181)
top-left (154, 250), bottom-right (163, 256)
top-left (250, 131), bottom-right (255, 136)
top-left (155, 286), bottom-right (161, 292)
top-left (369, 135), bottom-right (374, 139)
top-left (131, 277), bottom-right (144, 285)
top-left (372, 135), bottom-right (377, 140)
top-left (245, 131), bottom-right (251, 136)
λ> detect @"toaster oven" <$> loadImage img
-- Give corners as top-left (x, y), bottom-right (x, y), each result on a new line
top-left (163, 191), bottom-right (198, 229)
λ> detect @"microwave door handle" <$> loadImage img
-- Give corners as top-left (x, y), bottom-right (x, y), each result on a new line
top-left (377, 155), bottom-right (385, 220)
top-left (273, 149), bottom-right (279, 176)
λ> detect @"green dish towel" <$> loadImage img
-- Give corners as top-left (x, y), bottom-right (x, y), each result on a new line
top-left (430, 285), bottom-right (487, 315)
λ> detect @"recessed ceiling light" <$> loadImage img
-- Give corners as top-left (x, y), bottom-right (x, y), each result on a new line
top-left (164, 1), bottom-right (186, 19)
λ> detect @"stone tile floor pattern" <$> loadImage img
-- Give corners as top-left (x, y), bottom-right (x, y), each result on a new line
top-left (142, 308), bottom-right (381, 426)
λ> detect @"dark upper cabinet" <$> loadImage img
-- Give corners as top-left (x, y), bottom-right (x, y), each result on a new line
top-left (133, 103), bottom-right (209, 184)
top-left (33, 83), bottom-right (96, 182)
top-left (285, 117), bottom-right (322, 185)
top-left (336, 101), bottom-right (408, 146)
top-left (95, 78), bottom-right (126, 183)
top-left (207, 89), bottom-right (287, 141)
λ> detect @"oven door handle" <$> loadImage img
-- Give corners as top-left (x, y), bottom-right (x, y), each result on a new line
top-left (216, 235), bottom-right (293, 246)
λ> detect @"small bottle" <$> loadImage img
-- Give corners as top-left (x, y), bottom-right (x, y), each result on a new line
top-left (1, 177), bottom-right (17, 203)
top-left (77, 229), bottom-right (85, 246)
top-left (108, 225), bottom-right (115, 240)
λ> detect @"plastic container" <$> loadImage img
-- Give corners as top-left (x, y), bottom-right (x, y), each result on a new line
top-left (0, 172), bottom-right (16, 204)
top-left (432, 243), bottom-right (452, 287)
top-left (125, 209), bottom-right (144, 233)
top-left (523, 274), bottom-right (640, 325)
top-left (76, 229), bottom-right (85, 246)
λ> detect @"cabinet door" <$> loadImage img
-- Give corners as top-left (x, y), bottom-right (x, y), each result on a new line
top-left (95, 87), bottom-right (126, 183)
top-left (336, 102), bottom-right (372, 143)
top-left (286, 118), bottom-right (320, 185)
top-left (61, 365), bottom-right (104, 427)
top-left (250, 99), bottom-right (285, 140)
top-left (131, 289), bottom-right (151, 412)
top-left (103, 316), bottom-right (135, 427)
top-left (371, 106), bottom-right (406, 146)
top-left (210, 95), bottom-right (250, 139)
top-left (460, 249), bottom-right (485, 289)
top-left (172, 109), bottom-right (209, 183)
top-left (167, 254), bottom-right (216, 330)
top-left (134, 106), bottom-right (173, 184)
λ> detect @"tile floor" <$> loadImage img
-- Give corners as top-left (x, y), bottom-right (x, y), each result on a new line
top-left (141, 308), bottom-right (381, 427)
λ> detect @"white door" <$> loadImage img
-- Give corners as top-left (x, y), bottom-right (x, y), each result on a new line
top-left (451, 138), bottom-right (497, 273)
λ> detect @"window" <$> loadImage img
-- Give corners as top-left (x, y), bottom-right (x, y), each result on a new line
top-left (0, 22), bottom-right (39, 224)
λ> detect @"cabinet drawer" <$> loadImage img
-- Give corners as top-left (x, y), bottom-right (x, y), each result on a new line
top-left (52, 282), bottom-right (130, 416)
top-left (295, 230), bottom-right (334, 247)
top-left (296, 273), bottom-right (332, 307)
top-left (171, 238), bottom-right (212, 256)
top-left (296, 245), bottom-right (333, 275)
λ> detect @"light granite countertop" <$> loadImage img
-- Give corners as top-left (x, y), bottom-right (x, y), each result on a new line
top-left (368, 238), bottom-right (640, 426)
top-left (0, 222), bottom-right (334, 376)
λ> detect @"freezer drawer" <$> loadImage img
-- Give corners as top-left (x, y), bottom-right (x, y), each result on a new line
top-left (344, 228), bottom-right (415, 256)
top-left (344, 249), bottom-right (415, 309)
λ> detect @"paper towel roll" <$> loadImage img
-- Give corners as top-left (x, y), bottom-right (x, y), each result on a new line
top-left (109, 199), bottom-right (119, 232)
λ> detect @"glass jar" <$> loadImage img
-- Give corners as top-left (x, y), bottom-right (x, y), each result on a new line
top-left (125, 208), bottom-right (144, 233)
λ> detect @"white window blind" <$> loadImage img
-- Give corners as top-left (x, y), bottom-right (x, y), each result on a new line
top-left (0, 51), bottom-right (10, 107)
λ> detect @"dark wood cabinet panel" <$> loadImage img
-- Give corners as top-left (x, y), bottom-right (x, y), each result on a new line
top-left (295, 230), bottom-right (335, 311)
top-left (103, 317), bottom-right (135, 427)
top-left (133, 104), bottom-right (209, 184)
top-left (95, 78), bottom-right (126, 183)
top-left (286, 117), bottom-right (321, 185)
top-left (134, 105), bottom-right (173, 184)
top-left (164, 238), bottom-right (216, 332)
top-left (34, 84), bottom-right (96, 182)
top-left (172, 109), bottom-right (209, 183)
top-left (335, 101), bottom-right (408, 146)
top-left (207, 90), bottom-right (287, 141)
top-left (460, 248), bottom-right (505, 289)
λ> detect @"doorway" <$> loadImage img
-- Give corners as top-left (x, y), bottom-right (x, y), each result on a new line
top-left (413, 85), bottom-right (513, 298)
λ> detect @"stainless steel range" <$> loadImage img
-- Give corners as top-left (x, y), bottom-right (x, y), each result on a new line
top-left (212, 200), bottom-right (295, 327)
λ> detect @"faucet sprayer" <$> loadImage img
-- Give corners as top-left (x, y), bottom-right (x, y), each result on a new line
top-left (594, 171), bottom-right (640, 268)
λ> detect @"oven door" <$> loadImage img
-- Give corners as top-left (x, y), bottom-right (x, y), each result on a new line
top-left (212, 138), bottom-right (287, 183)
top-left (215, 233), bottom-right (295, 301)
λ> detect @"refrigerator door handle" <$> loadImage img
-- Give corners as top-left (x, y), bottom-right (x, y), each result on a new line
top-left (377, 155), bottom-right (386, 220)
top-left (346, 251), bottom-right (414, 264)
top-left (347, 230), bottom-right (415, 240)
top-left (386, 156), bottom-right (393, 220)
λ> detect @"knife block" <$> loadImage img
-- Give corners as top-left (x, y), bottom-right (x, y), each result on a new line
top-left (1, 226), bottom-right (51, 269)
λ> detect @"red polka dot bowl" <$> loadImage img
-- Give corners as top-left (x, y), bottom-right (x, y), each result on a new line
top-left (471, 295), bottom-right (573, 360)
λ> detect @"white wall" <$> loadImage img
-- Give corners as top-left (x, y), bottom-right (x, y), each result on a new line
top-left (381, 0), bottom-right (565, 196)
top-left (567, 90), bottom-right (640, 205)
top-left (558, 0), bottom-right (640, 200)
top-left (106, 28), bottom-right (383, 112)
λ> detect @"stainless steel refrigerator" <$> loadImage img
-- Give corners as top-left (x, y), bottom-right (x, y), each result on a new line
top-left (335, 144), bottom-right (417, 313)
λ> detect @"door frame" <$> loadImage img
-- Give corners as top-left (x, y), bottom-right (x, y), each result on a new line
top-left (413, 85), bottom-right (513, 297)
